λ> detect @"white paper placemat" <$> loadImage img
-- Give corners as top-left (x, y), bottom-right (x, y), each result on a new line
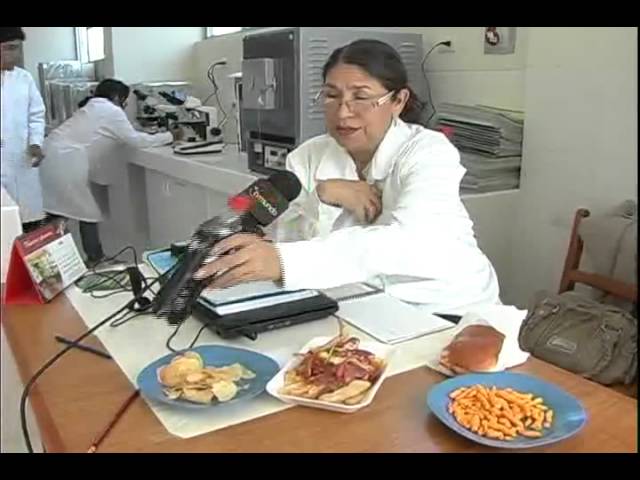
top-left (65, 268), bottom-right (457, 439)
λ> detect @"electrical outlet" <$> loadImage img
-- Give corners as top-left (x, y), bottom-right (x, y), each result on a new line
top-left (437, 38), bottom-right (455, 54)
top-left (484, 27), bottom-right (517, 55)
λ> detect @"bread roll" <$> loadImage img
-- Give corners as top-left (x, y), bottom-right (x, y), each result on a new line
top-left (440, 324), bottom-right (505, 373)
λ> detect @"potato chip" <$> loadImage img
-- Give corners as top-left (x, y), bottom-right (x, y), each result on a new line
top-left (212, 380), bottom-right (238, 402)
top-left (158, 351), bottom-right (252, 404)
top-left (182, 387), bottom-right (215, 404)
top-left (185, 371), bottom-right (208, 384)
top-left (163, 387), bottom-right (182, 400)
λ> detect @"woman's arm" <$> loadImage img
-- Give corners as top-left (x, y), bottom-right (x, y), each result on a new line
top-left (101, 107), bottom-right (174, 148)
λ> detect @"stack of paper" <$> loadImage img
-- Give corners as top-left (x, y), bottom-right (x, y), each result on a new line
top-left (434, 103), bottom-right (524, 194)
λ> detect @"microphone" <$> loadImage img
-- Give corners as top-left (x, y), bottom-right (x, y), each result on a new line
top-left (151, 170), bottom-right (302, 325)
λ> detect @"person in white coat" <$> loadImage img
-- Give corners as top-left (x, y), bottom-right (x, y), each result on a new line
top-left (194, 39), bottom-right (500, 315)
top-left (0, 27), bottom-right (47, 232)
top-left (40, 78), bottom-right (181, 266)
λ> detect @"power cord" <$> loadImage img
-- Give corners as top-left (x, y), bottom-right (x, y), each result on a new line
top-left (165, 320), bottom-right (210, 353)
top-left (109, 310), bottom-right (149, 328)
top-left (165, 318), bottom-right (186, 353)
top-left (78, 246), bottom-right (143, 300)
top-left (83, 272), bottom-right (131, 298)
top-left (421, 40), bottom-right (452, 126)
top-left (93, 245), bottom-right (140, 271)
top-left (188, 324), bottom-right (209, 350)
top-left (203, 60), bottom-right (228, 129)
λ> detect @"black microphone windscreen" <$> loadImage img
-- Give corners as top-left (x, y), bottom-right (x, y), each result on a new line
top-left (267, 171), bottom-right (302, 202)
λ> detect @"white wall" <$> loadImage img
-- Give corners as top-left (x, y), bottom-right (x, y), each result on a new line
top-left (22, 27), bottom-right (203, 87)
top-left (22, 27), bottom-right (77, 86)
top-left (94, 27), bottom-right (115, 79)
top-left (397, 27), bottom-right (528, 110)
top-left (193, 29), bottom-right (244, 99)
top-left (192, 28), bottom-right (287, 142)
top-left (110, 27), bottom-right (203, 84)
top-left (506, 27), bottom-right (638, 306)
top-left (194, 31), bottom-right (241, 141)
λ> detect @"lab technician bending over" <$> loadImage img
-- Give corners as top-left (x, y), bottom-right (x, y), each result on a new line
top-left (194, 39), bottom-right (500, 315)
top-left (40, 78), bottom-right (182, 266)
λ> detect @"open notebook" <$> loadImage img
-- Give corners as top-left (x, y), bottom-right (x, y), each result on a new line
top-left (335, 292), bottom-right (455, 345)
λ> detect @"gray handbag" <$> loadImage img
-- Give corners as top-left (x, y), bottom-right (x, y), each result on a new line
top-left (518, 291), bottom-right (637, 385)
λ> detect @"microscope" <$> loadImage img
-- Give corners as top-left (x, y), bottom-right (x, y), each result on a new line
top-left (132, 89), bottom-right (224, 154)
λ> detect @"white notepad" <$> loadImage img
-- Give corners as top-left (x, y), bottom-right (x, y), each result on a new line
top-left (336, 293), bottom-right (454, 344)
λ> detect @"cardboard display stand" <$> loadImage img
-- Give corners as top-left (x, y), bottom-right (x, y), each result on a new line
top-left (3, 222), bottom-right (87, 305)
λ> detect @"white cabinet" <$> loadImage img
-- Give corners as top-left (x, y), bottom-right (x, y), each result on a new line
top-left (145, 170), bottom-right (210, 248)
top-left (462, 190), bottom-right (519, 303)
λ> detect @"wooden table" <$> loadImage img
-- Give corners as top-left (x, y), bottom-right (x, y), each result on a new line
top-left (2, 294), bottom-right (637, 453)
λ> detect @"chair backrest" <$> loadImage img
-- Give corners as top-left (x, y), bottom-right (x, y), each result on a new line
top-left (559, 208), bottom-right (637, 303)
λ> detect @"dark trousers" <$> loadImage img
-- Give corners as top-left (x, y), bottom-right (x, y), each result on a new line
top-left (79, 221), bottom-right (105, 263)
top-left (45, 214), bottom-right (105, 263)
top-left (21, 220), bottom-right (45, 233)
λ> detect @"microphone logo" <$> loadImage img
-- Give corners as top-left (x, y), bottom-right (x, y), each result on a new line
top-left (248, 185), bottom-right (278, 217)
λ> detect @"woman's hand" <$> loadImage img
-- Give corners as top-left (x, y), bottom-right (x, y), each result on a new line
top-left (193, 233), bottom-right (283, 289)
top-left (29, 145), bottom-right (45, 167)
top-left (317, 179), bottom-right (382, 223)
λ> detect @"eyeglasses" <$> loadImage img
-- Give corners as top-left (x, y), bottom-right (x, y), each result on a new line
top-left (0, 43), bottom-right (21, 53)
top-left (313, 89), bottom-right (395, 115)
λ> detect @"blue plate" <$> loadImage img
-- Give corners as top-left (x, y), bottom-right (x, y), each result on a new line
top-left (427, 372), bottom-right (587, 449)
top-left (136, 345), bottom-right (280, 409)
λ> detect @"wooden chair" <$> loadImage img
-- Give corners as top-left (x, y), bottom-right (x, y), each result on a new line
top-left (559, 208), bottom-right (637, 303)
top-left (558, 208), bottom-right (638, 398)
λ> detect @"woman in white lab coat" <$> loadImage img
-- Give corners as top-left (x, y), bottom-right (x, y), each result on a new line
top-left (0, 28), bottom-right (47, 231)
top-left (40, 79), bottom-right (181, 265)
top-left (194, 39), bottom-right (500, 315)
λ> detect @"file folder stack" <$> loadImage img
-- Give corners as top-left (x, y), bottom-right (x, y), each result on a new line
top-left (434, 103), bottom-right (524, 194)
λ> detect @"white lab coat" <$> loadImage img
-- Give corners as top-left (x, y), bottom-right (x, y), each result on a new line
top-left (0, 67), bottom-right (46, 223)
top-left (275, 119), bottom-right (501, 315)
top-left (40, 98), bottom-right (173, 222)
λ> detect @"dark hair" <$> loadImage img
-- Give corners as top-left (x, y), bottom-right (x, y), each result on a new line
top-left (322, 39), bottom-right (425, 125)
top-left (0, 27), bottom-right (26, 44)
top-left (78, 78), bottom-right (131, 109)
